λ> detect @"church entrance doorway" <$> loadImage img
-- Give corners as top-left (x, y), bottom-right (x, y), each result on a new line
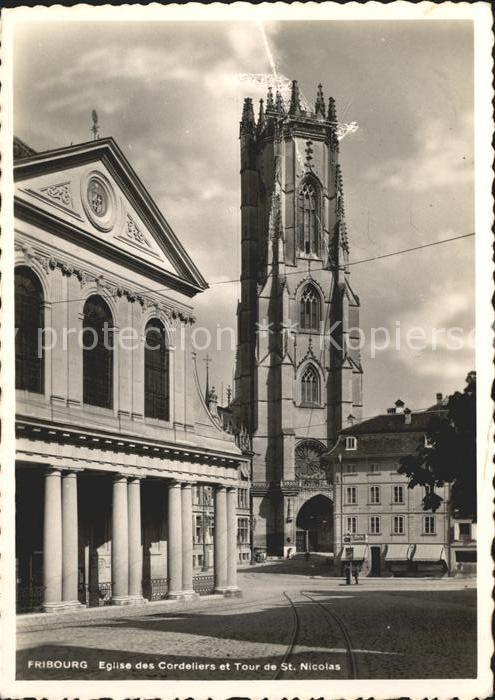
top-left (295, 494), bottom-right (333, 553)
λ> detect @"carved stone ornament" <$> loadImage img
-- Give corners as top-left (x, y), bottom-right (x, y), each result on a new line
top-left (39, 182), bottom-right (73, 209)
top-left (14, 242), bottom-right (195, 323)
top-left (126, 215), bottom-right (151, 249)
top-left (81, 170), bottom-right (117, 232)
top-left (294, 439), bottom-right (327, 481)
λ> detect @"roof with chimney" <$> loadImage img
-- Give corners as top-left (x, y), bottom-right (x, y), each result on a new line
top-left (340, 395), bottom-right (448, 436)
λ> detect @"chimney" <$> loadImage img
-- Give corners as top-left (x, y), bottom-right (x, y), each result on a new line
top-left (347, 414), bottom-right (355, 426)
top-left (404, 407), bottom-right (412, 424)
top-left (436, 392), bottom-right (443, 405)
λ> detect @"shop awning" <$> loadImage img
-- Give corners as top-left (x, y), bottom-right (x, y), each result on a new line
top-left (385, 544), bottom-right (412, 561)
top-left (412, 544), bottom-right (446, 562)
top-left (340, 544), bottom-right (368, 560)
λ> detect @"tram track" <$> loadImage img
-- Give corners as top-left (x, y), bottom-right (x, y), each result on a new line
top-left (273, 590), bottom-right (358, 680)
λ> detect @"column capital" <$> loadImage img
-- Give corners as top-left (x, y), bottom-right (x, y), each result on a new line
top-left (112, 473), bottom-right (128, 483)
top-left (181, 482), bottom-right (194, 490)
top-left (62, 467), bottom-right (84, 476)
top-left (46, 467), bottom-right (62, 477)
top-left (169, 479), bottom-right (183, 489)
top-left (128, 474), bottom-right (144, 482)
top-left (214, 484), bottom-right (227, 492)
top-left (227, 485), bottom-right (237, 493)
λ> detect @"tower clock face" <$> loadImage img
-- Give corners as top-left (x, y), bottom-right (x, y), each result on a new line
top-left (295, 440), bottom-right (326, 480)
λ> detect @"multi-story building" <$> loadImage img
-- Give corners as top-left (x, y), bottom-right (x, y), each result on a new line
top-left (14, 135), bottom-right (248, 613)
top-left (328, 397), bottom-right (453, 576)
top-left (233, 81), bottom-right (363, 557)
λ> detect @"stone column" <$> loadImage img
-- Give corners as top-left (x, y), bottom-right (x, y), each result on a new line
top-left (61, 470), bottom-right (82, 610)
top-left (181, 483), bottom-right (196, 597)
top-left (214, 485), bottom-right (228, 594)
top-left (226, 487), bottom-right (242, 596)
top-left (167, 481), bottom-right (183, 598)
top-left (128, 477), bottom-right (144, 602)
top-left (111, 474), bottom-right (130, 604)
top-left (43, 468), bottom-right (64, 612)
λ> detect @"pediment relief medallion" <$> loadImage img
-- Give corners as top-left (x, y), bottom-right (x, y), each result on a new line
top-left (80, 169), bottom-right (118, 232)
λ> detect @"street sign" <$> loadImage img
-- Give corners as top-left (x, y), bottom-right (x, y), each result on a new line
top-left (343, 533), bottom-right (367, 544)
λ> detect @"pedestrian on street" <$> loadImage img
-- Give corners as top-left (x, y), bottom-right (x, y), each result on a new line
top-left (353, 564), bottom-right (359, 585)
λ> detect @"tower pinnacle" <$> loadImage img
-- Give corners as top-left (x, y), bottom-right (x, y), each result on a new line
top-left (289, 80), bottom-right (301, 116)
top-left (315, 83), bottom-right (325, 118)
top-left (240, 97), bottom-right (256, 134)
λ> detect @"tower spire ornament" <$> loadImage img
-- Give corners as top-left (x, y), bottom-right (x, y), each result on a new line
top-left (91, 109), bottom-right (100, 141)
top-left (289, 79), bottom-right (301, 116)
top-left (315, 83), bottom-right (325, 118)
top-left (266, 86), bottom-right (274, 109)
top-left (275, 90), bottom-right (285, 114)
top-left (257, 98), bottom-right (265, 132)
top-left (327, 96), bottom-right (337, 122)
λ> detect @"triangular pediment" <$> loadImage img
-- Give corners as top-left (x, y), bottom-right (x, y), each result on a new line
top-left (14, 138), bottom-right (207, 295)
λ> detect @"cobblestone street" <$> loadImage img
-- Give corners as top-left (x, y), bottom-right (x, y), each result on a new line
top-left (17, 562), bottom-right (477, 681)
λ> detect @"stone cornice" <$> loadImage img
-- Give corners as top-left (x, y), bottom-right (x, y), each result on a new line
top-left (16, 417), bottom-right (248, 470)
top-left (15, 196), bottom-right (205, 300)
top-left (15, 239), bottom-right (195, 324)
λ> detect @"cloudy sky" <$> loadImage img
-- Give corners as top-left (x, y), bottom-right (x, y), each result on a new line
top-left (13, 18), bottom-right (475, 416)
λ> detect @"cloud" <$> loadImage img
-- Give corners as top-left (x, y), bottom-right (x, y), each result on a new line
top-left (364, 111), bottom-right (473, 192)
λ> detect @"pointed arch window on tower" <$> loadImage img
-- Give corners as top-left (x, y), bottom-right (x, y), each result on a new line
top-left (298, 180), bottom-right (319, 255)
top-left (301, 364), bottom-right (320, 406)
top-left (299, 284), bottom-right (321, 331)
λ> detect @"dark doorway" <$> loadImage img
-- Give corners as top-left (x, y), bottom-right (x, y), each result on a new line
top-left (296, 530), bottom-right (306, 552)
top-left (295, 494), bottom-right (333, 552)
top-left (371, 545), bottom-right (381, 576)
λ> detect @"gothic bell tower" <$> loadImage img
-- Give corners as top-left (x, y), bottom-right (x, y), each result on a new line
top-left (234, 81), bottom-right (363, 556)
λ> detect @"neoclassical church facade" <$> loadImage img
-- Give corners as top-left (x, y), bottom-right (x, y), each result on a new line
top-left (233, 82), bottom-right (363, 557)
top-left (14, 136), bottom-right (248, 613)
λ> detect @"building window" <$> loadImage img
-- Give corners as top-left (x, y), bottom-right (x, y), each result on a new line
top-left (145, 319), bottom-right (169, 420)
top-left (424, 434), bottom-right (434, 448)
top-left (83, 295), bottom-right (113, 408)
top-left (345, 463), bottom-right (356, 474)
top-left (370, 486), bottom-right (380, 504)
top-left (423, 515), bottom-right (436, 534)
top-left (345, 436), bottom-right (357, 451)
top-left (301, 364), bottom-right (320, 405)
top-left (346, 486), bottom-right (357, 505)
top-left (369, 463), bottom-right (378, 473)
top-left (458, 523), bottom-right (471, 539)
top-left (298, 179), bottom-right (319, 255)
top-left (237, 488), bottom-right (249, 509)
top-left (299, 284), bottom-right (321, 331)
top-left (15, 266), bottom-right (45, 393)
top-left (194, 515), bottom-right (202, 544)
top-left (346, 516), bottom-right (357, 534)
top-left (393, 515), bottom-right (405, 534)
top-left (370, 516), bottom-right (381, 534)
top-left (393, 485), bottom-right (405, 504)
top-left (237, 517), bottom-right (249, 544)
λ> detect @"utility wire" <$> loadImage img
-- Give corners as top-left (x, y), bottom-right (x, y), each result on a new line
top-left (46, 231), bottom-right (474, 305)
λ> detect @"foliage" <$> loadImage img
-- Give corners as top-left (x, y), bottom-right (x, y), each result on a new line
top-left (398, 372), bottom-right (476, 519)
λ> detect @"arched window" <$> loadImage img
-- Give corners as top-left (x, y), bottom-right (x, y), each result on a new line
top-left (298, 180), bottom-right (319, 255)
top-left (83, 295), bottom-right (113, 408)
top-left (15, 266), bottom-right (44, 393)
top-left (299, 284), bottom-right (321, 331)
top-left (144, 319), bottom-right (169, 421)
top-left (301, 364), bottom-right (320, 406)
